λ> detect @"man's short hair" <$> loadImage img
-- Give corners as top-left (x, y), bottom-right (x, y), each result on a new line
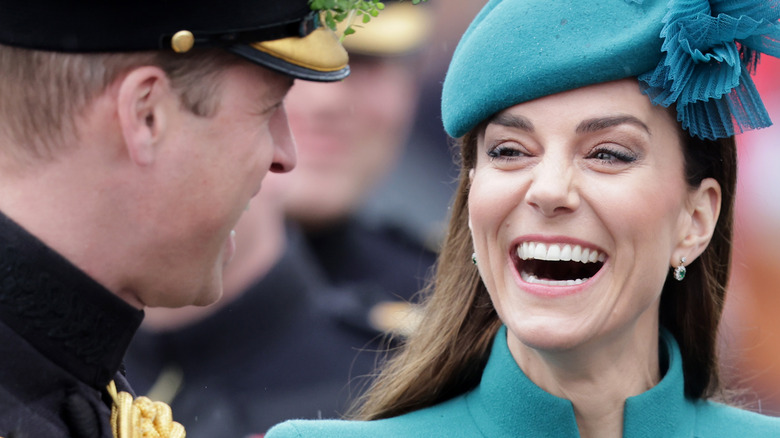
top-left (0, 44), bottom-right (243, 164)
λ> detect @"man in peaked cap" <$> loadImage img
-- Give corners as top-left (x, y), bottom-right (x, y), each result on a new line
top-left (0, 1), bottom-right (348, 437)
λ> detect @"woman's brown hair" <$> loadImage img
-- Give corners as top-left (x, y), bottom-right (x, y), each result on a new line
top-left (351, 106), bottom-right (737, 420)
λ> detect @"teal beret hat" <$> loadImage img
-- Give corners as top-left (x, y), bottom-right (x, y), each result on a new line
top-left (442, 0), bottom-right (780, 140)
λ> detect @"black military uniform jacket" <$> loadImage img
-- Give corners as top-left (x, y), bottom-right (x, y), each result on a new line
top-left (0, 211), bottom-right (143, 437)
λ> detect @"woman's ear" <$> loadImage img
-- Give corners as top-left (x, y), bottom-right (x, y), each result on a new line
top-left (468, 168), bottom-right (476, 231)
top-left (116, 66), bottom-right (172, 166)
top-left (673, 177), bottom-right (722, 265)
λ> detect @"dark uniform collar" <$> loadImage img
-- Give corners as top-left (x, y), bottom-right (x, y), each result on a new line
top-left (0, 210), bottom-right (144, 389)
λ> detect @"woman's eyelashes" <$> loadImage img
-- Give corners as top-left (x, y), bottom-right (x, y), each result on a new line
top-left (485, 141), bottom-right (639, 167)
top-left (586, 145), bottom-right (638, 164)
top-left (486, 141), bottom-right (530, 162)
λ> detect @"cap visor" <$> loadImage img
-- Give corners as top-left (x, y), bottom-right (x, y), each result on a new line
top-left (228, 27), bottom-right (350, 82)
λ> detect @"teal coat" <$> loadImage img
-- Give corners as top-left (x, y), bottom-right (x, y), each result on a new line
top-left (266, 326), bottom-right (780, 437)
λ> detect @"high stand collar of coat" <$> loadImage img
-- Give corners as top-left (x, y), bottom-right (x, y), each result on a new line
top-left (471, 325), bottom-right (687, 436)
top-left (0, 209), bottom-right (144, 388)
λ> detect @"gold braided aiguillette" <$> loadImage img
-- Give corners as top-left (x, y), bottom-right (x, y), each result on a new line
top-left (107, 380), bottom-right (186, 438)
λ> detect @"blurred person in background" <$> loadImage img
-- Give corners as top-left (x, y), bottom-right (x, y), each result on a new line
top-left (283, 0), bottom-right (436, 309)
top-left (362, 0), bottom-right (489, 243)
top-left (124, 2), bottom-right (434, 436)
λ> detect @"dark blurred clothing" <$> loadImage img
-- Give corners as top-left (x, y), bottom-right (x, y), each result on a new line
top-left (124, 226), bottom-right (395, 438)
top-left (304, 218), bottom-right (437, 303)
top-left (0, 210), bottom-right (143, 438)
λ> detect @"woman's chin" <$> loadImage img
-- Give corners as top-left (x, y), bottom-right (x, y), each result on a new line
top-left (504, 317), bottom-right (597, 354)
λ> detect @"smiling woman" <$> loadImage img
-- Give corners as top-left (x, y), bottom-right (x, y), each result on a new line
top-left (264, 0), bottom-right (779, 437)
top-left (469, 79), bottom-right (724, 392)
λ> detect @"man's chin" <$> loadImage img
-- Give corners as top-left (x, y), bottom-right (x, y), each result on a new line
top-left (192, 281), bottom-right (224, 307)
top-left (175, 233), bottom-right (233, 308)
top-left (190, 262), bottom-right (225, 307)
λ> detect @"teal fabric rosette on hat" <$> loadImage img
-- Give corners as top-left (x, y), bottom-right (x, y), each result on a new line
top-left (441, 0), bottom-right (780, 140)
top-left (641, 0), bottom-right (780, 139)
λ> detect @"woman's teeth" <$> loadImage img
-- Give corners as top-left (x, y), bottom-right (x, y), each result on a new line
top-left (515, 242), bottom-right (606, 286)
top-left (520, 272), bottom-right (589, 286)
top-left (517, 242), bottom-right (606, 264)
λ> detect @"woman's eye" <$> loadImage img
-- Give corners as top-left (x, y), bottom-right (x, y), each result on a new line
top-left (588, 146), bottom-right (637, 164)
top-left (487, 144), bottom-right (527, 161)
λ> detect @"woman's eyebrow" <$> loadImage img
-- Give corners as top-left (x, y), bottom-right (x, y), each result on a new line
top-left (576, 115), bottom-right (650, 135)
top-left (487, 112), bottom-right (535, 132)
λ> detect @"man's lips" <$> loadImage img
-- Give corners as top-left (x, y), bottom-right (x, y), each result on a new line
top-left (223, 229), bottom-right (237, 267)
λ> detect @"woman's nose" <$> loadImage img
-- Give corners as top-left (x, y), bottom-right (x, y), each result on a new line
top-left (524, 157), bottom-right (579, 217)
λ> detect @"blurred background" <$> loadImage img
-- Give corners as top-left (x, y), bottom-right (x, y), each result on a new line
top-left (720, 55), bottom-right (780, 415)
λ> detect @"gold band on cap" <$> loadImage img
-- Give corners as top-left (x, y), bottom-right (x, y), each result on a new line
top-left (171, 30), bottom-right (195, 53)
top-left (251, 27), bottom-right (349, 73)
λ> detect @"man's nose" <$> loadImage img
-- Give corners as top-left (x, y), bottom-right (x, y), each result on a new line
top-left (269, 103), bottom-right (296, 173)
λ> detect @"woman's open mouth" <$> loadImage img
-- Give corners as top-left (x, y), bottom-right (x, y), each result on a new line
top-left (514, 242), bottom-right (606, 286)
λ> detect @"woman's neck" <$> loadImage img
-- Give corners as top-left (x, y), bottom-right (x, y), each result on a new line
top-left (508, 323), bottom-right (661, 438)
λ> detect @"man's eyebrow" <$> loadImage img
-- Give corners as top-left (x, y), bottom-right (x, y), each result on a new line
top-left (487, 112), bottom-right (535, 132)
top-left (576, 115), bottom-right (650, 135)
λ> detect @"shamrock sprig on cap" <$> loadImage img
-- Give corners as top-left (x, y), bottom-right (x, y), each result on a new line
top-left (310, 0), bottom-right (427, 39)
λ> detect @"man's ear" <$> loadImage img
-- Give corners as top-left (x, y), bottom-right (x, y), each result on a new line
top-left (116, 66), bottom-right (172, 166)
top-left (673, 177), bottom-right (722, 265)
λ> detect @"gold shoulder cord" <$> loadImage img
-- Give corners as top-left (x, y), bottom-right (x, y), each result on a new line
top-left (107, 380), bottom-right (186, 438)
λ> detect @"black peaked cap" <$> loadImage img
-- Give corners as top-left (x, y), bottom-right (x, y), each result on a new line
top-left (0, 0), bottom-right (350, 82)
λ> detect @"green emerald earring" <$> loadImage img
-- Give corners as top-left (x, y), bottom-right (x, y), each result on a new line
top-left (673, 257), bottom-right (687, 281)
